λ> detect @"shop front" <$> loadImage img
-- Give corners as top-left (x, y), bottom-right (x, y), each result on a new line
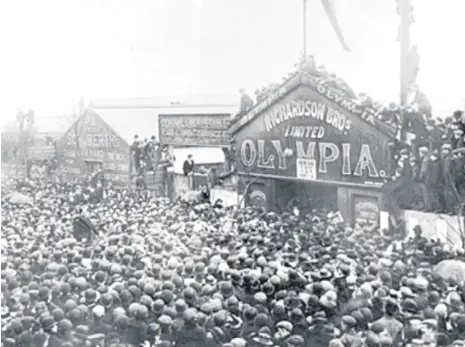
top-left (231, 74), bottom-right (394, 223)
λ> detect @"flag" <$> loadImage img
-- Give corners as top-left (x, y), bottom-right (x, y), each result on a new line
top-left (321, 0), bottom-right (351, 52)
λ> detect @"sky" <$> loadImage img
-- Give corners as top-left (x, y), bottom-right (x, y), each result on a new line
top-left (1, 0), bottom-right (464, 122)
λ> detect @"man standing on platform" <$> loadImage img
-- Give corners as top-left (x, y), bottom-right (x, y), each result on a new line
top-left (131, 135), bottom-right (142, 171)
top-left (183, 154), bottom-right (194, 176)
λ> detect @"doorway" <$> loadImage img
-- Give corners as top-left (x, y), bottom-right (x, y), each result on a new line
top-left (274, 179), bottom-right (338, 215)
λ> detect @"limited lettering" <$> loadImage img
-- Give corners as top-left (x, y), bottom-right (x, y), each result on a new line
top-left (284, 125), bottom-right (325, 139)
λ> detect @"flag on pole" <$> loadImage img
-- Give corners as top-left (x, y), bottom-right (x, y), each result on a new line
top-left (320, 0), bottom-right (351, 52)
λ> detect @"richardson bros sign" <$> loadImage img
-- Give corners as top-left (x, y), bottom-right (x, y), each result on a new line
top-left (231, 72), bottom-right (396, 137)
top-left (235, 95), bottom-right (390, 186)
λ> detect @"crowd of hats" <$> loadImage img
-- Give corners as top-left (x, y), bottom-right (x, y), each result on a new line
top-left (387, 110), bottom-right (465, 215)
top-left (237, 54), bottom-right (429, 128)
top-left (3, 177), bottom-right (465, 347)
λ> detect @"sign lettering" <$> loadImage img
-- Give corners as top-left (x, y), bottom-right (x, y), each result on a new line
top-left (354, 196), bottom-right (380, 224)
top-left (86, 134), bottom-right (118, 148)
top-left (239, 88), bottom-right (287, 128)
top-left (284, 125), bottom-right (325, 139)
top-left (264, 100), bottom-right (351, 133)
top-left (312, 78), bottom-right (377, 125)
top-left (58, 111), bottom-right (130, 186)
top-left (159, 114), bottom-right (231, 146)
top-left (240, 139), bottom-right (385, 178)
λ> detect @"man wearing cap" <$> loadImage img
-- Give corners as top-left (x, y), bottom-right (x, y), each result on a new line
top-left (417, 144), bottom-right (431, 211)
top-left (440, 141), bottom-right (459, 214)
top-left (174, 308), bottom-right (207, 347)
top-left (426, 119), bottom-right (444, 152)
top-left (372, 298), bottom-right (403, 344)
top-left (425, 148), bottom-right (444, 213)
top-left (183, 154), bottom-right (195, 177)
top-left (89, 305), bottom-right (112, 336)
top-left (452, 126), bottom-right (465, 150)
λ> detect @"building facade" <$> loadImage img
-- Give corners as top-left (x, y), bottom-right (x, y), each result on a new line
top-left (230, 71), bottom-right (397, 224)
top-left (56, 109), bottom-right (130, 187)
top-left (57, 96), bottom-right (239, 188)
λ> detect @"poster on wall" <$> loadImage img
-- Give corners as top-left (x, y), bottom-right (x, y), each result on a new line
top-left (248, 184), bottom-right (268, 210)
top-left (296, 158), bottom-right (317, 180)
top-left (353, 195), bottom-right (379, 224)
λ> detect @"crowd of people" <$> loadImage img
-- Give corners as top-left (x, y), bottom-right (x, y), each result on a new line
top-left (236, 55), bottom-right (465, 216)
top-left (386, 110), bottom-right (465, 215)
top-left (3, 174), bottom-right (465, 347)
top-left (130, 135), bottom-right (161, 173)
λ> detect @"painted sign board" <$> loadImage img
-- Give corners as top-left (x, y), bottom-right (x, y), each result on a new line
top-left (230, 72), bottom-right (397, 138)
top-left (28, 145), bottom-right (56, 160)
top-left (353, 195), bottom-right (380, 224)
top-left (234, 85), bottom-right (390, 187)
top-left (56, 110), bottom-right (130, 187)
top-left (159, 114), bottom-right (231, 146)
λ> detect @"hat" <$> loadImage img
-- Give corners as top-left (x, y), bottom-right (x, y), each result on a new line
top-left (442, 142), bottom-right (453, 149)
top-left (158, 314), bottom-right (172, 326)
top-left (251, 332), bottom-right (274, 346)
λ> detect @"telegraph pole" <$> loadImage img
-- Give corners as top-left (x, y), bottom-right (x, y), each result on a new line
top-left (399, 0), bottom-right (412, 106)
top-left (302, 0), bottom-right (308, 59)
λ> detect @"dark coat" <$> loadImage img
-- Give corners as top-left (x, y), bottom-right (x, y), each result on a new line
top-left (73, 216), bottom-right (97, 240)
top-left (183, 159), bottom-right (195, 176)
top-left (418, 156), bottom-right (430, 182)
top-left (425, 157), bottom-right (443, 186)
top-left (427, 128), bottom-right (444, 151)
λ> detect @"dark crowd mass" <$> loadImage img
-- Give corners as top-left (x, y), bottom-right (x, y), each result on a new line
top-left (385, 110), bottom-right (465, 216)
top-left (237, 55), bottom-right (465, 217)
top-left (3, 176), bottom-right (465, 347)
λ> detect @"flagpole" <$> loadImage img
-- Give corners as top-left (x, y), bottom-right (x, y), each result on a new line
top-left (302, 0), bottom-right (307, 59)
top-left (399, 0), bottom-right (412, 106)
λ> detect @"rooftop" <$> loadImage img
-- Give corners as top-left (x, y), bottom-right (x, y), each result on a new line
top-left (89, 95), bottom-right (239, 145)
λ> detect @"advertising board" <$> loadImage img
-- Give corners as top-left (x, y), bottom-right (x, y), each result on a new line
top-left (28, 145), bottom-right (56, 160)
top-left (234, 86), bottom-right (390, 186)
top-left (57, 110), bottom-right (130, 186)
top-left (159, 114), bottom-right (231, 146)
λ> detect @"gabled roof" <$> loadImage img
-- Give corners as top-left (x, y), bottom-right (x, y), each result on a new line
top-left (230, 70), bottom-right (398, 138)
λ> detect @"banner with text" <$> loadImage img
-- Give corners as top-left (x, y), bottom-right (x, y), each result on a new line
top-left (159, 114), bottom-right (231, 147)
top-left (234, 86), bottom-right (390, 186)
